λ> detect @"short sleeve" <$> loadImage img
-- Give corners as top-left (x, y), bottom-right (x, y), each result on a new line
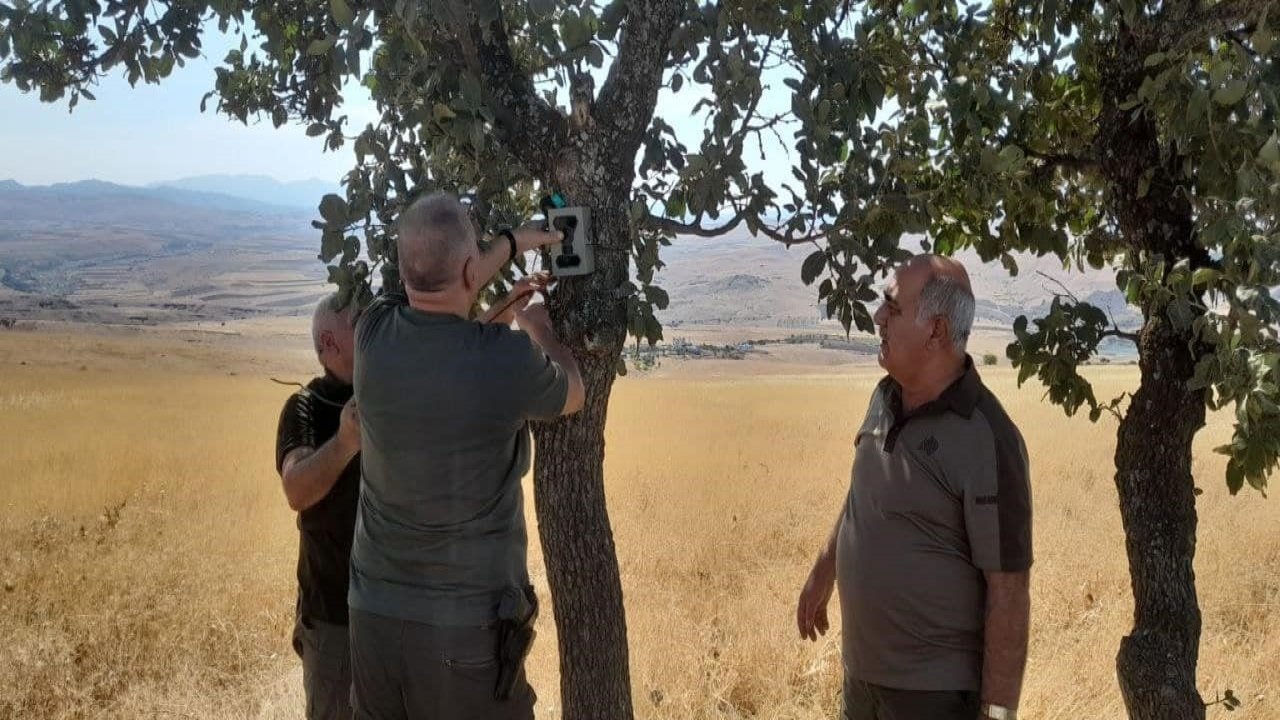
top-left (505, 330), bottom-right (570, 421)
top-left (276, 391), bottom-right (318, 473)
top-left (964, 406), bottom-right (1033, 572)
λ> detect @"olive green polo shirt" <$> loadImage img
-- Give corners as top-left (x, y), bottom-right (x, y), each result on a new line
top-left (349, 295), bottom-right (569, 627)
top-left (836, 358), bottom-right (1032, 691)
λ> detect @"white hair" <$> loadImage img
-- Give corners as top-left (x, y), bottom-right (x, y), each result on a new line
top-left (916, 273), bottom-right (975, 350)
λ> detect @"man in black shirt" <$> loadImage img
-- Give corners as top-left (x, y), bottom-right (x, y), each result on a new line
top-left (276, 294), bottom-right (361, 720)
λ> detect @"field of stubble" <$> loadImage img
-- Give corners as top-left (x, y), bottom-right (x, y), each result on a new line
top-left (1, 328), bottom-right (1276, 719)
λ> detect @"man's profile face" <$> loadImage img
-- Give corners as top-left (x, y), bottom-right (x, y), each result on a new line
top-left (872, 264), bottom-right (933, 381)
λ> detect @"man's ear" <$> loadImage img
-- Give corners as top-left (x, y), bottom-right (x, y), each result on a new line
top-left (462, 255), bottom-right (477, 292)
top-left (931, 316), bottom-right (950, 348)
top-left (320, 329), bottom-right (337, 353)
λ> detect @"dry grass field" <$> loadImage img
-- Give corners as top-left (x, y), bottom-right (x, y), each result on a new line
top-left (1, 328), bottom-right (1276, 719)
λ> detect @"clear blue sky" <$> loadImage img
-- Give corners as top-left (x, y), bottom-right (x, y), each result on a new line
top-left (0, 29), bottom-right (793, 190)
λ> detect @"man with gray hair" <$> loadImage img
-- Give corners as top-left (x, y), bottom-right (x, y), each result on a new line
top-left (349, 192), bottom-right (583, 719)
top-left (275, 294), bottom-right (362, 720)
top-left (797, 254), bottom-right (1033, 720)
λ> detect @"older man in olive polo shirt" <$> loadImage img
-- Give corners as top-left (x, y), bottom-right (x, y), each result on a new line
top-left (797, 255), bottom-right (1033, 720)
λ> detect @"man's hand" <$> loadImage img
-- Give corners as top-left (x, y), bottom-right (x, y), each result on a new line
top-left (337, 397), bottom-right (360, 453)
top-left (482, 272), bottom-right (555, 325)
top-left (515, 301), bottom-right (585, 416)
top-left (514, 301), bottom-right (557, 347)
top-left (797, 551), bottom-right (837, 641)
top-left (513, 223), bottom-right (565, 253)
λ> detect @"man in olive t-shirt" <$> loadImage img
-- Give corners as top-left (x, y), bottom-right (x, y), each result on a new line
top-left (797, 256), bottom-right (1033, 720)
top-left (349, 192), bottom-right (584, 720)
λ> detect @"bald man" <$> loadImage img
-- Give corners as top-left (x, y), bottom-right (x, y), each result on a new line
top-left (275, 294), bottom-right (361, 720)
top-left (349, 192), bottom-right (582, 720)
top-left (797, 255), bottom-right (1033, 720)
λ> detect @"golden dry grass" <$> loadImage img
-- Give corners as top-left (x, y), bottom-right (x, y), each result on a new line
top-left (1, 329), bottom-right (1277, 719)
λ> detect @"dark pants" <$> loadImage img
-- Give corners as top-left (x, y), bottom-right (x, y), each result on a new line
top-left (842, 675), bottom-right (980, 720)
top-left (349, 608), bottom-right (536, 720)
top-left (293, 616), bottom-right (354, 720)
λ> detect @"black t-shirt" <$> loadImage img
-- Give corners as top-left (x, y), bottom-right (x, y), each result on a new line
top-left (275, 375), bottom-right (360, 626)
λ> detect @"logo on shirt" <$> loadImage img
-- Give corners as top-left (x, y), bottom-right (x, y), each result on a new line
top-left (917, 435), bottom-right (940, 456)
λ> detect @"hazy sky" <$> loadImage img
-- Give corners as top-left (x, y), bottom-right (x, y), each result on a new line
top-left (0, 29), bottom-right (792, 190)
top-left (0, 31), bottom-right (379, 186)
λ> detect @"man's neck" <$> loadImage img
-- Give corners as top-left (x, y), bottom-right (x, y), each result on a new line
top-left (899, 354), bottom-right (968, 413)
top-left (405, 286), bottom-right (471, 319)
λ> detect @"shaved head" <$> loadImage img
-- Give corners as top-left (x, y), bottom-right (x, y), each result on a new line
top-left (396, 192), bottom-right (477, 293)
top-left (312, 293), bottom-right (355, 382)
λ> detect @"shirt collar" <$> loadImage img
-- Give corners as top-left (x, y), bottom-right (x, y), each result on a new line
top-left (884, 355), bottom-right (981, 422)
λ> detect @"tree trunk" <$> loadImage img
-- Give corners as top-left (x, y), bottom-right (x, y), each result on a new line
top-left (1113, 316), bottom-right (1207, 720)
top-left (531, 351), bottom-right (632, 719)
top-left (1096, 23), bottom-right (1213, 717)
top-left (531, 163), bottom-right (635, 719)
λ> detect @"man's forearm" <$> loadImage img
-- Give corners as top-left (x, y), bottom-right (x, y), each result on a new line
top-left (475, 240), bottom-right (512, 289)
top-left (282, 437), bottom-right (357, 512)
top-left (537, 336), bottom-right (585, 414)
top-left (821, 510), bottom-right (842, 564)
top-left (981, 571), bottom-right (1031, 711)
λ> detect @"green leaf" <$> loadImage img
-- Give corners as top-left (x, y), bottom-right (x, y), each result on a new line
top-left (801, 250), bottom-right (827, 286)
top-left (1226, 461), bottom-right (1245, 494)
top-left (1259, 133), bottom-right (1280, 170)
top-left (671, 74), bottom-right (683, 93)
top-left (644, 285), bottom-right (670, 311)
top-left (587, 43), bottom-right (604, 68)
top-left (1213, 80), bottom-right (1248, 106)
top-left (319, 228), bottom-right (344, 262)
top-left (433, 102), bottom-right (456, 121)
top-left (308, 36), bottom-right (337, 56)
top-left (319, 194), bottom-right (349, 225)
top-left (1143, 52), bottom-right (1165, 68)
top-left (1191, 267), bottom-right (1221, 288)
top-left (331, 0), bottom-right (355, 28)
top-left (644, 315), bottom-right (663, 345)
top-left (306, 122), bottom-right (327, 137)
top-left (530, 0), bottom-right (556, 17)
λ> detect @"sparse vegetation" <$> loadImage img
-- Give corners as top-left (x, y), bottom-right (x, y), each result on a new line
top-left (983, 353), bottom-right (999, 366)
top-left (1, 331), bottom-right (1277, 719)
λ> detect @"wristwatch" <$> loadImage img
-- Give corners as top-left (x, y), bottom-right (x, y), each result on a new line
top-left (981, 704), bottom-right (1015, 720)
top-left (496, 228), bottom-right (518, 263)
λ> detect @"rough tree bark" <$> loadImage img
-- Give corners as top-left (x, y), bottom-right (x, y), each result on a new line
top-left (1099, 24), bottom-right (1210, 720)
top-left (519, 3), bottom-right (686, 718)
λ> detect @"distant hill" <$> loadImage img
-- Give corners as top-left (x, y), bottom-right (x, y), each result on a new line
top-left (657, 230), bottom-right (1141, 332)
top-left (0, 179), bottom-right (304, 217)
top-left (0, 179), bottom-right (322, 322)
top-left (151, 174), bottom-right (339, 211)
top-left (0, 178), bottom-right (1141, 346)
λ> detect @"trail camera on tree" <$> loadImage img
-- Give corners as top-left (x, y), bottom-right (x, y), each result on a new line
top-left (4, 0), bottom-right (1276, 718)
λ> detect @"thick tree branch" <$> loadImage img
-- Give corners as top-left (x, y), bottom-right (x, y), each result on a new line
top-left (643, 209), bottom-right (745, 238)
top-left (444, 1), bottom-right (567, 174)
top-left (595, 0), bottom-right (687, 155)
top-left (1102, 328), bottom-right (1141, 344)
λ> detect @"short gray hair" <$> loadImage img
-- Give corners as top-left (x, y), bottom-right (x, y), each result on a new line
top-left (311, 292), bottom-right (350, 355)
top-left (916, 273), bottom-right (975, 350)
top-left (396, 192), bottom-right (476, 292)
